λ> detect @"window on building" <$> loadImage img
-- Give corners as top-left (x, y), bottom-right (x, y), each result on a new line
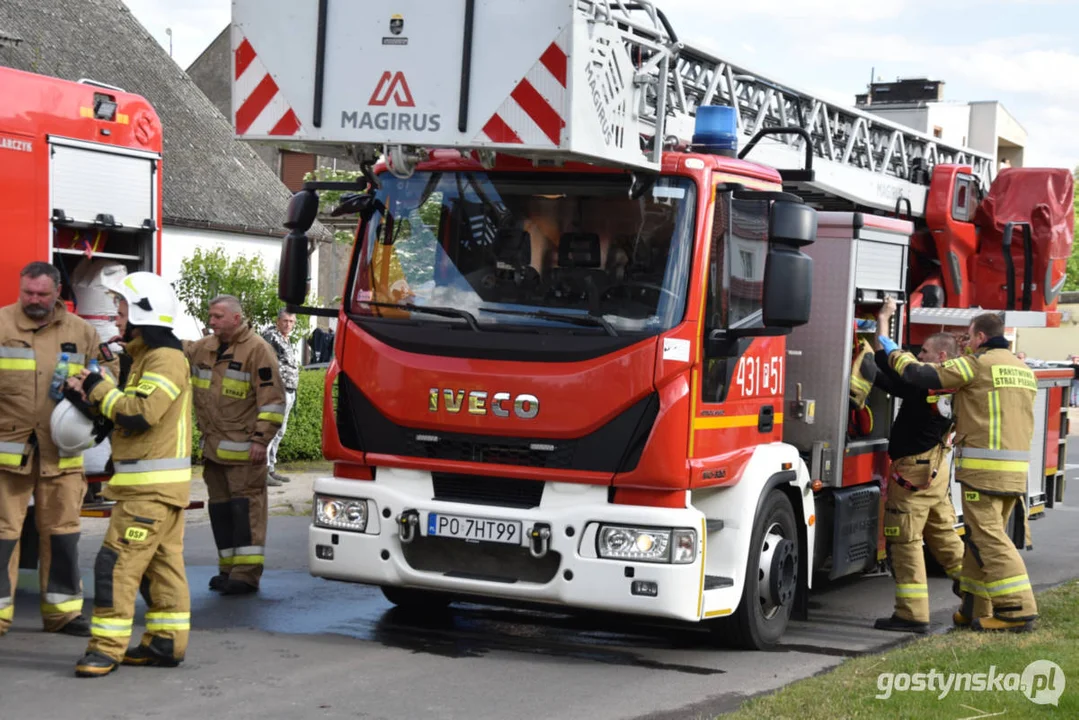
top-left (933, 126), bottom-right (943, 138)
top-left (280, 151), bottom-right (317, 193)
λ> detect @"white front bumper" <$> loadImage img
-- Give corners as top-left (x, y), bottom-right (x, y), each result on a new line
top-left (308, 469), bottom-right (706, 622)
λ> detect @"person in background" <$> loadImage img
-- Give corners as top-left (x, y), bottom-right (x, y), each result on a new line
top-left (261, 310), bottom-right (298, 486)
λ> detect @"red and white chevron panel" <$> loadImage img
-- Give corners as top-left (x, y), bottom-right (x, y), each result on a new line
top-left (232, 26), bottom-right (301, 137)
top-left (476, 28), bottom-right (568, 147)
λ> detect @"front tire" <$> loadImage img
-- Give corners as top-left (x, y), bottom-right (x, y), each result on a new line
top-left (723, 489), bottom-right (799, 650)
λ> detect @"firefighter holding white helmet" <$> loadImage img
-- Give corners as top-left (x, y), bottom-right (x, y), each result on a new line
top-left (67, 271), bottom-right (193, 677)
top-left (0, 261), bottom-right (114, 640)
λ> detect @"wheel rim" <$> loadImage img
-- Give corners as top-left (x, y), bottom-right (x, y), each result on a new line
top-left (757, 523), bottom-right (798, 620)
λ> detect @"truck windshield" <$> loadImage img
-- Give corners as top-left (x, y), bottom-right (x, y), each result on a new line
top-left (348, 171), bottom-right (697, 335)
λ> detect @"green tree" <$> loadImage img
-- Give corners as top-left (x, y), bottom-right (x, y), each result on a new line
top-left (1065, 166), bottom-right (1079, 292)
top-left (174, 246), bottom-right (311, 338)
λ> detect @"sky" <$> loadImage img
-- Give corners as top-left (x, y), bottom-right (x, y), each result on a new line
top-left (121, 0), bottom-right (1077, 170)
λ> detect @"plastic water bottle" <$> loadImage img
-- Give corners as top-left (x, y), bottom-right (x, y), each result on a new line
top-left (88, 358), bottom-right (100, 375)
top-left (49, 352), bottom-right (70, 401)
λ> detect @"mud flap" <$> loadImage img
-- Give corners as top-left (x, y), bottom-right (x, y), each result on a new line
top-left (829, 484), bottom-right (881, 579)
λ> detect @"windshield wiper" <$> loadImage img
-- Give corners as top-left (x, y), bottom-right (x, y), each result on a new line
top-left (478, 307), bottom-right (617, 336)
top-left (358, 301), bottom-right (481, 331)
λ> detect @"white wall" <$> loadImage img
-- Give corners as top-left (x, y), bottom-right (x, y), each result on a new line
top-left (160, 225), bottom-right (319, 341)
top-left (925, 103), bottom-right (972, 147)
top-left (868, 107), bottom-right (929, 134)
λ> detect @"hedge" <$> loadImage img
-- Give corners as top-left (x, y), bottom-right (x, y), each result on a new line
top-left (192, 368), bottom-right (329, 463)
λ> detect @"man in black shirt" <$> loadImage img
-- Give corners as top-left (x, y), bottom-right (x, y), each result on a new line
top-left (872, 302), bottom-right (966, 634)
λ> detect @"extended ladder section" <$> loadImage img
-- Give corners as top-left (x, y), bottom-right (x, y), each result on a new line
top-left (231, 0), bottom-right (993, 216)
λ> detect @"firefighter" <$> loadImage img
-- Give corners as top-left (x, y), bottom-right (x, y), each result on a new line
top-left (67, 271), bottom-right (192, 677)
top-left (186, 295), bottom-right (284, 595)
top-left (0, 261), bottom-right (111, 639)
top-left (871, 304), bottom-right (965, 633)
top-left (878, 306), bottom-right (1039, 632)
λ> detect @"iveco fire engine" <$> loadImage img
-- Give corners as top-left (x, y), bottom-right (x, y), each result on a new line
top-left (231, 0), bottom-right (1072, 648)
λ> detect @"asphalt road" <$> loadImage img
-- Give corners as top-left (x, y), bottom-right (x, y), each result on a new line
top-left (2, 460), bottom-right (1078, 719)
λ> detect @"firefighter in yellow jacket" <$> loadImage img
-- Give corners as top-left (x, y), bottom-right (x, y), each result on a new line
top-left (0, 262), bottom-right (114, 639)
top-left (67, 272), bottom-right (193, 677)
top-left (880, 310), bottom-right (1038, 632)
top-left (185, 295), bottom-right (284, 595)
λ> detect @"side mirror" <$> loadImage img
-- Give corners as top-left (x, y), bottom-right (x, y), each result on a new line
top-left (285, 189), bottom-right (320, 232)
top-left (769, 200), bottom-right (816, 246)
top-left (762, 246), bottom-right (812, 327)
top-left (278, 230), bottom-right (310, 306)
top-left (763, 199), bottom-right (816, 328)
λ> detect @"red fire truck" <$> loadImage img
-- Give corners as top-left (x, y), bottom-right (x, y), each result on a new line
top-left (232, 0), bottom-right (1073, 648)
top-left (0, 67), bottom-right (196, 569)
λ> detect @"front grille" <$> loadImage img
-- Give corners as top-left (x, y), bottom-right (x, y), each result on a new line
top-left (405, 433), bottom-right (574, 469)
top-left (432, 473), bottom-right (544, 509)
top-left (401, 535), bottom-right (561, 584)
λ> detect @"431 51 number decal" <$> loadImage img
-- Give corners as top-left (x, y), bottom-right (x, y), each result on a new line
top-left (734, 355), bottom-right (783, 397)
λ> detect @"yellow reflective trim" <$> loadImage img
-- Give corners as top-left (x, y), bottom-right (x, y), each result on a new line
top-left (192, 377), bottom-right (211, 389)
top-left (146, 620), bottom-right (190, 631)
top-left (41, 598), bottom-right (83, 614)
top-left (893, 354), bottom-right (914, 372)
top-left (957, 458), bottom-right (1029, 473)
top-left (91, 627), bottom-right (132, 638)
top-left (108, 468), bottom-right (192, 486)
top-left (221, 555), bottom-right (265, 566)
top-left (258, 412), bottom-right (284, 424)
top-left (221, 377), bottom-right (250, 399)
top-left (0, 453), bottom-right (23, 467)
top-left (102, 388), bottom-right (124, 420)
top-left (57, 455), bottom-right (84, 470)
top-left (991, 364), bottom-right (1038, 391)
top-left (987, 390), bottom-right (1001, 450)
top-left (692, 413), bottom-right (784, 430)
top-left (141, 372), bottom-right (181, 400)
top-left (67, 363), bottom-right (85, 376)
top-left (216, 449), bottom-right (251, 461)
top-left (984, 574), bottom-right (1029, 589)
top-left (145, 612), bottom-right (190, 620)
top-left (0, 605), bottom-right (12, 620)
top-left (0, 358), bottom-right (35, 371)
top-left (158, 315), bottom-right (173, 324)
top-left (944, 356), bottom-right (975, 382)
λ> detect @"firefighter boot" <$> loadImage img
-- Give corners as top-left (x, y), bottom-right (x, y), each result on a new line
top-left (124, 636), bottom-right (182, 667)
top-left (208, 572), bottom-right (229, 592)
top-left (874, 614), bottom-right (929, 634)
top-left (972, 616), bottom-right (1035, 633)
top-left (75, 651), bottom-right (119, 678)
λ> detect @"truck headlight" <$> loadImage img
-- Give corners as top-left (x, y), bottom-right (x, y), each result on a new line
top-left (596, 525), bottom-right (697, 564)
top-left (314, 495), bottom-right (369, 532)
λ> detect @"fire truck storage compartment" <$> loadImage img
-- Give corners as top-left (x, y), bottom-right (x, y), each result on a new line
top-left (782, 212), bottom-right (912, 576)
top-left (48, 137), bottom-right (158, 297)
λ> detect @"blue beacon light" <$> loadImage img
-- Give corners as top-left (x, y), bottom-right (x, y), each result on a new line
top-left (692, 105), bottom-right (738, 157)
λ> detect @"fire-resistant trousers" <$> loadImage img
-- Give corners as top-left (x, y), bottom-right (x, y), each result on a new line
top-left (883, 447), bottom-right (965, 623)
top-left (958, 486), bottom-right (1038, 622)
top-left (87, 499), bottom-right (190, 662)
top-left (0, 462), bottom-right (85, 634)
top-left (204, 460), bottom-right (267, 588)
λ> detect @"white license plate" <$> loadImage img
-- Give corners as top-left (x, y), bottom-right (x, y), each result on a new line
top-left (426, 512), bottom-right (522, 545)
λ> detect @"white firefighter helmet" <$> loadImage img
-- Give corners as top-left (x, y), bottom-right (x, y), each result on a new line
top-left (110, 271), bottom-right (178, 329)
top-left (51, 399), bottom-right (97, 455)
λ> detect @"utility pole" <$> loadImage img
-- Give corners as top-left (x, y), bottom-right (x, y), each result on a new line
top-left (165, 27), bottom-right (173, 57)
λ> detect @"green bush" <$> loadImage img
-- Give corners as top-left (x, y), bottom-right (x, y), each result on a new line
top-left (191, 368), bottom-right (329, 463)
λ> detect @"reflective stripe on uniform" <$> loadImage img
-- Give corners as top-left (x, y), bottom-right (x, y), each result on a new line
top-left (57, 455), bottom-right (84, 470)
top-left (956, 458), bottom-right (1029, 473)
top-left (191, 368), bottom-right (212, 389)
top-left (91, 616), bottom-right (133, 638)
top-left (258, 403), bottom-right (285, 424)
top-left (0, 347), bottom-right (35, 371)
top-left (41, 592), bottom-right (83, 614)
top-left (223, 545), bottom-right (265, 566)
top-left (60, 352), bottom-right (86, 376)
top-left (948, 356), bottom-right (976, 382)
top-left (984, 574), bottom-right (1032, 598)
top-left (893, 354), bottom-right (914, 373)
top-left (0, 441), bottom-right (27, 468)
top-left (958, 448), bottom-right (1030, 461)
top-left (109, 457), bottom-right (192, 486)
top-left (987, 390), bottom-right (1001, 449)
top-left (145, 611), bottom-right (190, 632)
top-left (101, 388), bottom-right (125, 420)
top-left (222, 369), bottom-right (251, 398)
top-left (895, 583), bottom-right (928, 599)
top-left (140, 372), bottom-right (181, 400)
top-left (216, 440), bottom-right (252, 461)
top-left (176, 391), bottom-right (190, 458)
top-left (0, 595), bottom-right (13, 621)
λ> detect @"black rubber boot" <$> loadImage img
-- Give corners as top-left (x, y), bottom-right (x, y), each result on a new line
top-left (57, 615), bottom-right (91, 637)
top-left (208, 572), bottom-right (229, 592)
top-left (123, 637), bottom-right (183, 668)
top-left (75, 651), bottom-right (119, 678)
top-left (873, 614), bottom-right (930, 634)
top-left (221, 578), bottom-right (258, 596)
